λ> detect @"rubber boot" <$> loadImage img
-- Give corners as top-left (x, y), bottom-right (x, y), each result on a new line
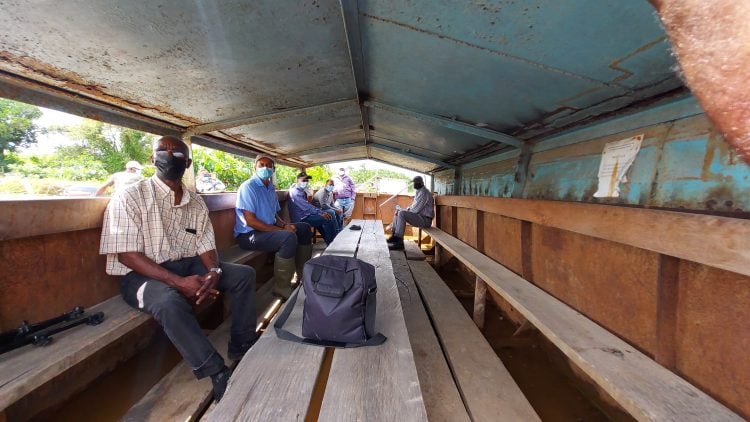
top-left (273, 254), bottom-right (296, 299)
top-left (295, 243), bottom-right (313, 282)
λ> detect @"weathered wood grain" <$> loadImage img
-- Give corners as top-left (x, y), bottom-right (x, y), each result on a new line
top-left (0, 297), bottom-right (150, 411)
top-left (436, 196), bottom-right (750, 278)
top-left (207, 220), bottom-right (364, 421)
top-left (318, 220), bottom-right (427, 421)
top-left (390, 250), bottom-right (470, 422)
top-left (403, 239), bottom-right (426, 260)
top-left (425, 227), bottom-right (743, 422)
top-left (409, 260), bottom-right (540, 422)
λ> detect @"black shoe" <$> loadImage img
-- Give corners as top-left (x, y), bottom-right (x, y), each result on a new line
top-left (387, 237), bottom-right (404, 250)
top-left (211, 366), bottom-right (232, 402)
top-left (228, 336), bottom-right (258, 361)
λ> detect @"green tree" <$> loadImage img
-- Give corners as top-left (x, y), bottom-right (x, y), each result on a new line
top-left (58, 121), bottom-right (153, 175)
top-left (0, 99), bottom-right (43, 172)
top-left (192, 146), bottom-right (255, 190)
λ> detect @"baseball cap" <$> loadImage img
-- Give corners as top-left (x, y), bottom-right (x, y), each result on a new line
top-left (125, 160), bottom-right (143, 170)
top-left (296, 172), bottom-right (312, 181)
top-left (254, 154), bottom-right (276, 167)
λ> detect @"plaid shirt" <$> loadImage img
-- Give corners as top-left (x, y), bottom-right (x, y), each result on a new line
top-left (100, 176), bottom-right (216, 275)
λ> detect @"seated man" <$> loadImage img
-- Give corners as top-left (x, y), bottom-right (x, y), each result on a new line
top-left (100, 136), bottom-right (257, 403)
top-left (387, 176), bottom-right (434, 250)
top-left (333, 167), bottom-right (356, 223)
top-left (313, 178), bottom-right (344, 232)
top-left (288, 172), bottom-right (339, 244)
top-left (95, 160), bottom-right (144, 196)
top-left (234, 156), bottom-right (312, 299)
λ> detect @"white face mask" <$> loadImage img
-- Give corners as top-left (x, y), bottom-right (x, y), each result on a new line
top-left (338, 170), bottom-right (345, 176)
top-left (299, 181), bottom-right (309, 189)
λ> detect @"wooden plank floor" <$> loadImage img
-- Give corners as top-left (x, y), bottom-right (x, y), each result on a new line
top-left (390, 250), bottom-right (470, 422)
top-left (409, 260), bottom-right (540, 422)
top-left (318, 220), bottom-right (427, 421)
top-left (425, 227), bottom-right (743, 422)
top-left (207, 221), bottom-right (364, 421)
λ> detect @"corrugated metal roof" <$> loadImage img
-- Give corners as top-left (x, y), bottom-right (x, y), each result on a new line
top-left (0, 0), bottom-right (682, 172)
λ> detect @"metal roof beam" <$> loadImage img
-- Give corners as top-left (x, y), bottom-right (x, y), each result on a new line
top-left (364, 100), bottom-right (523, 148)
top-left (286, 141), bottom-right (365, 157)
top-left (368, 143), bottom-right (456, 169)
top-left (316, 156), bottom-right (429, 174)
top-left (338, 0), bottom-right (370, 152)
top-left (184, 99), bottom-right (357, 136)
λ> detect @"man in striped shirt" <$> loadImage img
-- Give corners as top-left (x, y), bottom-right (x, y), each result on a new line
top-left (387, 176), bottom-right (434, 250)
top-left (100, 136), bottom-right (257, 402)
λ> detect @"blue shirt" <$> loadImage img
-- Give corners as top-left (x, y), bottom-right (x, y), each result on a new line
top-left (288, 185), bottom-right (322, 223)
top-left (234, 175), bottom-right (280, 236)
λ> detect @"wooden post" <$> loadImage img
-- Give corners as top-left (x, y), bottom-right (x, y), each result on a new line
top-left (473, 276), bottom-right (487, 329)
top-left (182, 133), bottom-right (196, 192)
top-left (655, 255), bottom-right (680, 369)
top-left (434, 244), bottom-right (442, 268)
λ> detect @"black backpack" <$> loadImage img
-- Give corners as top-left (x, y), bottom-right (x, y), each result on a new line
top-left (274, 255), bottom-right (387, 348)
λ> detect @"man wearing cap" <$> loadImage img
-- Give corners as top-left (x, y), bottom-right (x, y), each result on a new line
top-left (95, 160), bottom-right (145, 196)
top-left (387, 176), bottom-right (434, 250)
top-left (288, 172), bottom-right (339, 244)
top-left (333, 167), bottom-right (356, 223)
top-left (234, 155), bottom-right (313, 299)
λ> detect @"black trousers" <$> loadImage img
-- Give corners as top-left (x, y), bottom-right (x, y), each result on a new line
top-left (120, 257), bottom-right (256, 379)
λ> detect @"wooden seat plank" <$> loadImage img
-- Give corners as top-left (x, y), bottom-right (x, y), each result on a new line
top-left (0, 297), bottom-right (150, 411)
top-left (219, 245), bottom-right (263, 265)
top-left (424, 227), bottom-right (742, 422)
top-left (409, 260), bottom-right (540, 421)
top-left (318, 220), bottom-right (428, 421)
top-left (122, 288), bottom-right (277, 422)
top-left (207, 220), bottom-right (364, 421)
top-left (390, 250), bottom-right (470, 422)
top-left (404, 239), bottom-right (426, 260)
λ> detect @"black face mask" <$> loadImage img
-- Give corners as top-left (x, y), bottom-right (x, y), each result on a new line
top-left (155, 155), bottom-right (188, 181)
top-left (413, 182), bottom-right (424, 190)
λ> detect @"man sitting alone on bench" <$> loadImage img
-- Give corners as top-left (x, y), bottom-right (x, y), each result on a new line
top-left (387, 176), bottom-right (434, 250)
top-left (100, 136), bottom-right (257, 403)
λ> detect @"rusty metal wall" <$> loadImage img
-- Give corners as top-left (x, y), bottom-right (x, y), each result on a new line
top-left (450, 96), bottom-right (750, 215)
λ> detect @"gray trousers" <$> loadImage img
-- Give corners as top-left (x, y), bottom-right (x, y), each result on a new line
top-left (393, 210), bottom-right (432, 237)
top-left (120, 257), bottom-right (256, 379)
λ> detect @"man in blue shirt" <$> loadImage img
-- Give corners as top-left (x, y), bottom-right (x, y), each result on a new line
top-left (234, 156), bottom-right (312, 299)
top-left (288, 172), bottom-right (339, 244)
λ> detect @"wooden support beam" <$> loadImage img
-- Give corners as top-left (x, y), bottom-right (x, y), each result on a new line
top-left (437, 196), bottom-right (750, 278)
top-left (473, 276), bottom-right (487, 329)
top-left (655, 255), bottom-right (680, 369)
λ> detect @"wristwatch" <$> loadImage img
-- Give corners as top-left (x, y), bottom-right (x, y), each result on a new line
top-left (209, 267), bottom-right (223, 276)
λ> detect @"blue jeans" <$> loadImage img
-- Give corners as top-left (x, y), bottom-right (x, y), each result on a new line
top-left (302, 212), bottom-right (338, 244)
top-left (335, 197), bottom-right (354, 219)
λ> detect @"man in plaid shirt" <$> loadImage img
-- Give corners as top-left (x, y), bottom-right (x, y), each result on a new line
top-left (100, 136), bottom-right (256, 402)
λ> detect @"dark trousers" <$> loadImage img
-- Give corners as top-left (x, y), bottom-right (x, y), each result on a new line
top-left (120, 257), bottom-right (256, 379)
top-left (236, 222), bottom-right (312, 259)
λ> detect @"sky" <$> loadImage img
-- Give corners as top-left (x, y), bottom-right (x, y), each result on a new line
top-left (23, 107), bottom-right (84, 155)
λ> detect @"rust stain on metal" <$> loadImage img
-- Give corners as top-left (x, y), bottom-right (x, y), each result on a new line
top-left (609, 36), bottom-right (668, 84)
top-left (0, 50), bottom-right (200, 125)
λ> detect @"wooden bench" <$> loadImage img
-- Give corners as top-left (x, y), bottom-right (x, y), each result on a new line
top-left (208, 220), bottom-right (428, 421)
top-left (0, 244), bottom-right (263, 421)
top-left (391, 244), bottom-right (539, 421)
top-left (424, 227), bottom-right (743, 421)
